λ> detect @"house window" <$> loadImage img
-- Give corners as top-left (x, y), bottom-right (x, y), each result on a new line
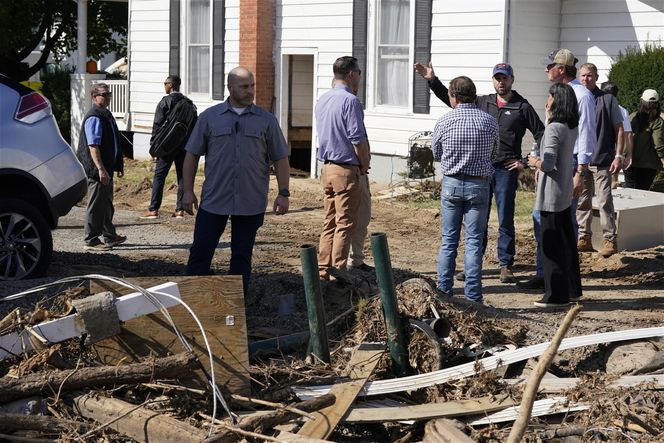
top-left (374, 0), bottom-right (411, 108)
top-left (187, 0), bottom-right (211, 94)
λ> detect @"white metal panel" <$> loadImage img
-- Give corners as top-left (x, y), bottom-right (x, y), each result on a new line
top-left (560, 0), bottom-right (664, 82)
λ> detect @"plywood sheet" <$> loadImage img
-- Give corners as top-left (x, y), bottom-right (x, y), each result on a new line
top-left (91, 276), bottom-right (249, 395)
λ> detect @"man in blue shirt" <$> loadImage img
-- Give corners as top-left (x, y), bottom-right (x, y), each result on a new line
top-left (315, 56), bottom-right (370, 280)
top-left (76, 83), bottom-right (126, 251)
top-left (182, 67), bottom-right (290, 295)
top-left (432, 76), bottom-right (499, 303)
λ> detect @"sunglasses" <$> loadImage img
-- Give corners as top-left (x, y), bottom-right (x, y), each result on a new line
top-left (95, 92), bottom-right (112, 98)
top-left (545, 63), bottom-right (557, 72)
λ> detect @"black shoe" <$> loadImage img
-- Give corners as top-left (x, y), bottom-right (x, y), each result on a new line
top-left (84, 238), bottom-right (111, 252)
top-left (105, 234), bottom-right (127, 247)
top-left (455, 271), bottom-right (465, 282)
top-left (517, 277), bottom-right (544, 290)
top-left (534, 299), bottom-right (569, 308)
top-left (435, 288), bottom-right (451, 301)
top-left (499, 266), bottom-right (515, 283)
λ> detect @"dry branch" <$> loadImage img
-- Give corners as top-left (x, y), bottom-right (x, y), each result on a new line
top-left (506, 305), bottom-right (581, 443)
top-left (0, 413), bottom-right (91, 433)
top-left (203, 393), bottom-right (336, 443)
top-left (0, 352), bottom-right (197, 404)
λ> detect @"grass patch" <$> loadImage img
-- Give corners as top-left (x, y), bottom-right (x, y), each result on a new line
top-left (400, 187), bottom-right (537, 223)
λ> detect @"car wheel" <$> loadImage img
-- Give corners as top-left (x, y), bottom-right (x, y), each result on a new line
top-left (0, 198), bottom-right (53, 280)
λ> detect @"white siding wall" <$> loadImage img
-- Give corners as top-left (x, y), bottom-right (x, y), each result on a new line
top-left (275, 0), bottom-right (508, 165)
top-left (129, 0), bottom-right (239, 137)
top-left (508, 0), bottom-right (562, 123)
top-left (561, 0), bottom-right (664, 83)
top-left (290, 55), bottom-right (314, 127)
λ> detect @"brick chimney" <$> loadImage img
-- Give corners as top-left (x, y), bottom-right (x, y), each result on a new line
top-left (239, 0), bottom-right (275, 111)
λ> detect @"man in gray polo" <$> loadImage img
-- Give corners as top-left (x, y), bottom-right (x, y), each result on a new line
top-left (182, 67), bottom-right (291, 295)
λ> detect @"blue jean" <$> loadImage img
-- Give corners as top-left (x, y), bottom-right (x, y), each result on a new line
top-left (149, 149), bottom-right (186, 211)
top-left (437, 175), bottom-right (491, 303)
top-left (186, 208), bottom-right (265, 295)
top-left (533, 155), bottom-right (578, 277)
top-left (483, 165), bottom-right (518, 267)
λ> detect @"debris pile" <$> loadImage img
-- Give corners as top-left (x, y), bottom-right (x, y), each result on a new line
top-left (2, 275), bottom-right (664, 442)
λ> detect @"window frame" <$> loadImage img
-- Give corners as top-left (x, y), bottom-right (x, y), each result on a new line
top-left (184, 0), bottom-right (213, 98)
top-left (366, 0), bottom-right (415, 113)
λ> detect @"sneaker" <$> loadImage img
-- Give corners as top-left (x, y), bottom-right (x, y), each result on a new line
top-left (172, 210), bottom-right (185, 218)
top-left (105, 234), bottom-right (127, 247)
top-left (499, 266), bottom-right (515, 283)
top-left (455, 271), bottom-right (465, 282)
top-left (84, 239), bottom-right (111, 252)
top-left (534, 300), bottom-right (570, 308)
top-left (599, 239), bottom-right (617, 258)
top-left (349, 263), bottom-right (374, 272)
top-left (517, 276), bottom-right (545, 290)
top-left (577, 236), bottom-right (594, 252)
top-left (140, 209), bottom-right (159, 219)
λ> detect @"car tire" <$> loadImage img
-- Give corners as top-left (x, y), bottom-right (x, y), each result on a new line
top-left (0, 198), bottom-right (53, 280)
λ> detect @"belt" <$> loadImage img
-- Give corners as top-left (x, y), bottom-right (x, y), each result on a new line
top-left (323, 160), bottom-right (358, 167)
top-left (446, 173), bottom-right (489, 180)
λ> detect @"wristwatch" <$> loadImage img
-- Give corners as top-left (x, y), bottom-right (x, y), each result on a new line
top-left (278, 188), bottom-right (290, 197)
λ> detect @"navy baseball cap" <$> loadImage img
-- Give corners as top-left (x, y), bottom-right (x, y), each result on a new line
top-left (492, 63), bottom-right (513, 77)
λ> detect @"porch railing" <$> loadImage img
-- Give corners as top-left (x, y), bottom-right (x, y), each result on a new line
top-left (91, 79), bottom-right (128, 119)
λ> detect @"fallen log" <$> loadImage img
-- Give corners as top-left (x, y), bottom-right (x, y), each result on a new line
top-left (203, 394), bottom-right (336, 443)
top-left (0, 352), bottom-right (197, 404)
top-left (0, 413), bottom-right (91, 433)
top-left (74, 394), bottom-right (206, 442)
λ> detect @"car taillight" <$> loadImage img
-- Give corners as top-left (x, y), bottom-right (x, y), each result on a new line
top-left (15, 92), bottom-right (51, 124)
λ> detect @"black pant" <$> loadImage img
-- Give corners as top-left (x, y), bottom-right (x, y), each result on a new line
top-left (624, 167), bottom-right (657, 191)
top-left (541, 207), bottom-right (582, 303)
top-left (186, 208), bottom-right (265, 295)
top-left (149, 149), bottom-right (186, 211)
top-left (85, 178), bottom-right (117, 244)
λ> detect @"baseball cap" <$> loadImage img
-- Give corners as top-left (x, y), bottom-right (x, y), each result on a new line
top-left (542, 48), bottom-right (577, 67)
top-left (641, 89), bottom-right (660, 102)
top-left (492, 63), bottom-right (513, 77)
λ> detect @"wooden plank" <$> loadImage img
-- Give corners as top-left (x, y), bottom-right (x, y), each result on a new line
top-left (297, 343), bottom-right (384, 439)
top-left (275, 430), bottom-right (332, 442)
top-left (74, 394), bottom-right (206, 442)
top-left (507, 374), bottom-right (664, 393)
top-left (91, 276), bottom-right (250, 395)
top-left (344, 396), bottom-right (516, 423)
top-left (294, 327), bottom-right (664, 398)
top-left (424, 419), bottom-right (476, 443)
top-left (466, 397), bottom-right (589, 426)
top-left (0, 282), bottom-right (180, 361)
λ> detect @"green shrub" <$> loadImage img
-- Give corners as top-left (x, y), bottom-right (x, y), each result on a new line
top-left (607, 42), bottom-right (664, 113)
top-left (40, 64), bottom-right (74, 143)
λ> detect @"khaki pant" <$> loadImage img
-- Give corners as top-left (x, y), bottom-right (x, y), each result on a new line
top-left (348, 175), bottom-right (371, 267)
top-left (576, 165), bottom-right (617, 241)
top-left (317, 164), bottom-right (361, 277)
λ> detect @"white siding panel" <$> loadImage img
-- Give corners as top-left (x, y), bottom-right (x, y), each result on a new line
top-left (508, 0), bottom-right (563, 124)
top-left (432, 0), bottom-right (502, 13)
top-left (561, 0), bottom-right (664, 82)
top-left (132, 10), bottom-right (170, 21)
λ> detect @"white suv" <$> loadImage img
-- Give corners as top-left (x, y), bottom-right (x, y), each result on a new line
top-left (0, 74), bottom-right (87, 280)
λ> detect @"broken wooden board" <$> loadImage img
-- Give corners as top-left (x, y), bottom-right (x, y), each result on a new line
top-left (91, 276), bottom-right (250, 395)
top-left (0, 282), bottom-right (180, 361)
top-left (294, 326), bottom-right (664, 398)
top-left (344, 396), bottom-right (516, 423)
top-left (297, 343), bottom-right (384, 439)
top-left (424, 419), bottom-right (475, 443)
top-left (506, 374), bottom-right (664, 393)
top-left (466, 397), bottom-right (589, 426)
top-left (74, 393), bottom-right (206, 442)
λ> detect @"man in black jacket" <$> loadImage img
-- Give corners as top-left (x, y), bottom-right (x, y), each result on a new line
top-left (77, 83), bottom-right (126, 251)
top-left (141, 75), bottom-right (194, 219)
top-left (415, 62), bottom-right (544, 283)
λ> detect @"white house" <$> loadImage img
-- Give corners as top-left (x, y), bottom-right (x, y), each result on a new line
top-left (95, 0), bottom-right (664, 183)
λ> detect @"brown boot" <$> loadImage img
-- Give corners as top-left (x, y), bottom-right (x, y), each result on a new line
top-left (599, 239), bottom-right (617, 258)
top-left (577, 236), bottom-right (594, 252)
top-left (499, 266), bottom-right (515, 283)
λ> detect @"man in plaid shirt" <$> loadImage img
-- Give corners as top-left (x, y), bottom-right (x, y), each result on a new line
top-left (433, 76), bottom-right (499, 303)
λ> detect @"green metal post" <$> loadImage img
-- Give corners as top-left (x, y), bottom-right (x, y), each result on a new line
top-left (299, 244), bottom-right (330, 363)
top-left (370, 232), bottom-right (410, 376)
